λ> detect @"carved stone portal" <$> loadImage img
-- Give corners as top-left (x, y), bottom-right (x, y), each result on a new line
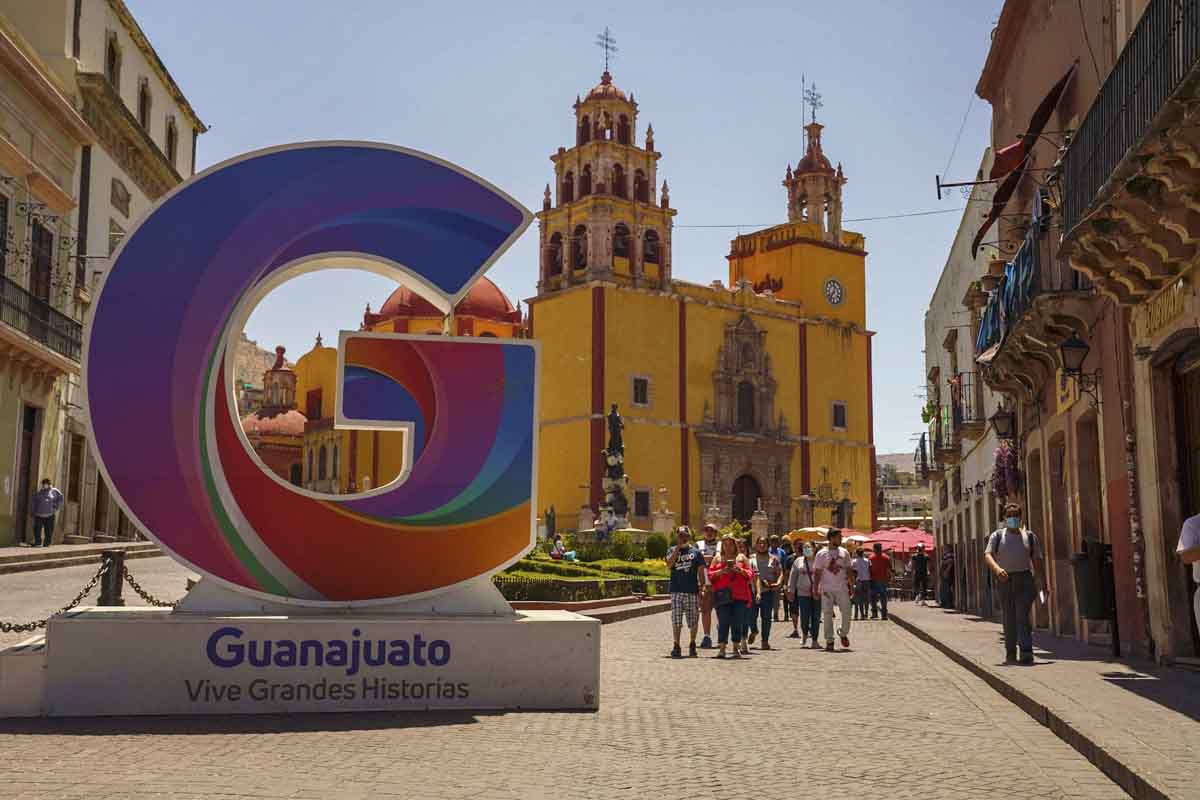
top-left (696, 314), bottom-right (794, 533)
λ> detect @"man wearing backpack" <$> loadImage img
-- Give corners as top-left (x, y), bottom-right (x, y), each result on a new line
top-left (984, 502), bottom-right (1042, 665)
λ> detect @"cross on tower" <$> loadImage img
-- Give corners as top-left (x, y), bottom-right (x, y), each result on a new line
top-left (595, 27), bottom-right (618, 72)
top-left (804, 81), bottom-right (823, 124)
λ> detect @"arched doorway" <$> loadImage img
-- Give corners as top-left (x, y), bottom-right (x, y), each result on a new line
top-left (731, 474), bottom-right (761, 528)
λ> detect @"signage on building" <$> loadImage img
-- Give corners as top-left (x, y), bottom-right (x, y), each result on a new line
top-left (83, 142), bottom-right (538, 606)
top-left (1140, 275), bottom-right (1190, 339)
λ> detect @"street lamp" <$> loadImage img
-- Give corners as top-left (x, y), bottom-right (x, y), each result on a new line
top-left (1060, 334), bottom-right (1090, 373)
top-left (1059, 333), bottom-right (1102, 405)
top-left (989, 406), bottom-right (1016, 440)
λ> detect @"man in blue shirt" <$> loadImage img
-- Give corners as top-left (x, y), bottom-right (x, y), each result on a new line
top-left (665, 527), bottom-right (707, 658)
top-left (30, 478), bottom-right (64, 547)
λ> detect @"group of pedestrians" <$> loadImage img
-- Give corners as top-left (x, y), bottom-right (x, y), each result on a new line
top-left (665, 524), bottom-right (894, 658)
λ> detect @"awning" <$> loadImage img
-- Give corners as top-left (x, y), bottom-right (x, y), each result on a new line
top-left (976, 342), bottom-right (1001, 366)
top-left (971, 62), bottom-right (1077, 259)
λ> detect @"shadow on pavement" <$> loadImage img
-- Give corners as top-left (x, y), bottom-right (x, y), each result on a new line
top-left (0, 708), bottom-right (583, 736)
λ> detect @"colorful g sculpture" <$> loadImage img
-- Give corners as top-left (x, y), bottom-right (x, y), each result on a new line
top-left (84, 143), bottom-right (536, 604)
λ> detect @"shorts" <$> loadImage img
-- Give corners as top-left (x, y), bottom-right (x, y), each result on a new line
top-left (671, 592), bottom-right (700, 627)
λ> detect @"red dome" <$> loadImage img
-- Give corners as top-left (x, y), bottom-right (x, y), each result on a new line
top-left (242, 408), bottom-right (307, 437)
top-left (376, 277), bottom-right (518, 323)
top-left (585, 71), bottom-right (628, 103)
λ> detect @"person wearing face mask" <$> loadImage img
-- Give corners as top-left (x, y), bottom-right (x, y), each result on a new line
top-left (812, 529), bottom-right (853, 651)
top-left (984, 502), bottom-right (1043, 665)
top-left (786, 541), bottom-right (821, 646)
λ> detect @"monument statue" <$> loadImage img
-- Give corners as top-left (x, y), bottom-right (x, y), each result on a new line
top-left (600, 404), bottom-right (630, 525)
top-left (546, 504), bottom-right (556, 538)
top-left (607, 403), bottom-right (624, 452)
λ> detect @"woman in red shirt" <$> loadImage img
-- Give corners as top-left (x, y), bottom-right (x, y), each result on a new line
top-left (708, 536), bottom-right (753, 659)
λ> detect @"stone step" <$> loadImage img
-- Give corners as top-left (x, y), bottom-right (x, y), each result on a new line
top-left (0, 544), bottom-right (161, 575)
top-left (583, 597), bottom-right (672, 625)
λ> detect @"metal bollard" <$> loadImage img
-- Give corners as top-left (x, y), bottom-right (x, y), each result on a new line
top-left (97, 549), bottom-right (126, 607)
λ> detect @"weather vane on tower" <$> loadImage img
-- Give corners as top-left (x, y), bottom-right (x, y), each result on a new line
top-left (596, 26), bottom-right (618, 72)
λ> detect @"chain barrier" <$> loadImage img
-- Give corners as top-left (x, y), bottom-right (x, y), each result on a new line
top-left (122, 565), bottom-right (176, 608)
top-left (0, 560), bottom-right (109, 634)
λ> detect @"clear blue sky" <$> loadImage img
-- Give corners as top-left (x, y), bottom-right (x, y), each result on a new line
top-left (128, 0), bottom-right (1001, 456)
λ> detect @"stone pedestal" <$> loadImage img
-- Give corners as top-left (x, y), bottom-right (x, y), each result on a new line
top-left (750, 506), bottom-right (770, 541)
top-left (577, 505), bottom-right (594, 532)
top-left (652, 509), bottom-right (675, 534)
top-left (704, 504), bottom-right (727, 528)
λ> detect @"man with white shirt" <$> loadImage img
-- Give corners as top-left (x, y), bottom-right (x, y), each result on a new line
top-left (812, 528), bottom-right (853, 651)
top-left (1176, 513), bottom-right (1200, 642)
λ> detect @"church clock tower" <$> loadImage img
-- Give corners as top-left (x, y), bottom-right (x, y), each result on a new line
top-left (536, 71), bottom-right (676, 294)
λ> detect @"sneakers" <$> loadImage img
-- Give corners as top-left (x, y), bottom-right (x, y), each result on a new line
top-left (800, 636), bottom-right (808, 647)
top-left (1019, 652), bottom-right (1035, 665)
top-left (761, 642), bottom-right (771, 651)
top-left (825, 642), bottom-right (834, 652)
top-left (700, 636), bottom-right (713, 649)
top-left (747, 631), bottom-right (757, 645)
top-left (688, 642), bottom-right (698, 658)
top-left (671, 644), bottom-right (682, 659)
top-left (841, 635), bottom-right (850, 649)
top-left (788, 631), bottom-right (800, 639)
top-left (739, 643), bottom-right (750, 655)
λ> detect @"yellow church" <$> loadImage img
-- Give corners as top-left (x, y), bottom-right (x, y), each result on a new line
top-left (528, 70), bottom-right (876, 534)
top-left (279, 69), bottom-right (876, 534)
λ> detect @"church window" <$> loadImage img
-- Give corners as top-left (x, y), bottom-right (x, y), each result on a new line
top-left (643, 230), bottom-right (660, 264)
top-left (548, 232), bottom-right (563, 275)
top-left (617, 115), bottom-right (631, 145)
top-left (578, 115), bottom-right (591, 145)
top-left (108, 219), bottom-right (124, 256)
top-left (137, 77), bottom-right (151, 130)
top-left (332, 446), bottom-right (339, 478)
top-left (572, 225), bottom-right (587, 270)
top-left (741, 343), bottom-right (754, 367)
top-left (289, 464), bottom-right (302, 486)
top-left (612, 164), bottom-right (626, 198)
top-left (634, 169), bottom-right (648, 203)
top-left (634, 489), bottom-right (651, 518)
top-left (832, 401), bottom-right (848, 431)
top-left (632, 376), bottom-right (649, 406)
top-left (613, 224), bottom-right (630, 258)
top-left (104, 32), bottom-right (121, 90)
top-left (561, 172), bottom-right (574, 204)
top-left (737, 381), bottom-right (756, 432)
top-left (307, 451), bottom-right (314, 482)
top-left (306, 388), bottom-right (322, 420)
top-left (165, 117), bottom-right (178, 165)
top-left (579, 165), bottom-right (592, 197)
top-left (318, 446), bottom-right (328, 481)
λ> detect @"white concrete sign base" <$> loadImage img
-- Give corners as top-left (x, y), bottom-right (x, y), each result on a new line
top-left (3, 607), bottom-right (600, 717)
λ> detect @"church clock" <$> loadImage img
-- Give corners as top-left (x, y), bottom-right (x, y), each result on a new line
top-left (823, 278), bottom-right (845, 306)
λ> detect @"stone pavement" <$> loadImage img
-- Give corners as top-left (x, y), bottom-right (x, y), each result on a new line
top-left (0, 613), bottom-right (1126, 799)
top-left (0, 558), bottom-right (194, 648)
top-left (891, 602), bottom-right (1200, 800)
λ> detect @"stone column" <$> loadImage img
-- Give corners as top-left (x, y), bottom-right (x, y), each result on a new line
top-left (577, 504), bottom-right (595, 532)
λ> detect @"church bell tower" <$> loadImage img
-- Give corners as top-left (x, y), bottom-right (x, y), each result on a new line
top-left (783, 121), bottom-right (846, 244)
top-left (535, 70), bottom-right (677, 294)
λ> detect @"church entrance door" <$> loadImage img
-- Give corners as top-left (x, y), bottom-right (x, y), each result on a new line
top-left (731, 474), bottom-right (761, 528)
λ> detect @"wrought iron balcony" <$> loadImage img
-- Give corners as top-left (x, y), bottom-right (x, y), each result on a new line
top-left (950, 371), bottom-right (987, 440)
top-left (1063, 0), bottom-right (1200, 236)
top-left (0, 274), bottom-right (82, 363)
top-left (1061, 0), bottom-right (1200, 305)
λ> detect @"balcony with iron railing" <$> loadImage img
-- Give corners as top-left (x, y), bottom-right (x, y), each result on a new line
top-left (929, 405), bottom-right (960, 466)
top-left (0, 274), bottom-right (82, 365)
top-left (949, 371), bottom-right (987, 440)
top-left (1060, 0), bottom-right (1200, 305)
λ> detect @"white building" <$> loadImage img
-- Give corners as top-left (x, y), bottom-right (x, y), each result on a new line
top-left (4, 0), bottom-right (205, 543)
top-left (922, 147), bottom-right (1008, 615)
top-left (0, 11), bottom-right (92, 545)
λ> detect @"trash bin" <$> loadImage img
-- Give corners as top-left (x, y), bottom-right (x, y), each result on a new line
top-left (1070, 538), bottom-right (1113, 620)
